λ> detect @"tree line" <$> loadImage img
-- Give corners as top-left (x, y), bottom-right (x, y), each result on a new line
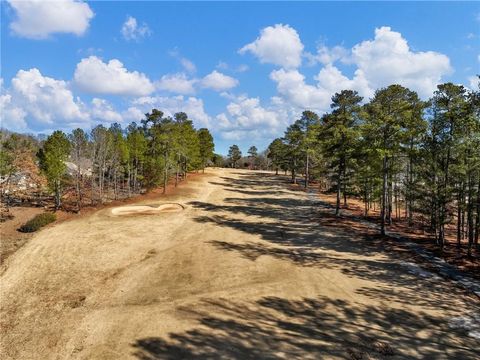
top-left (238, 81), bottom-right (478, 253)
top-left (1, 109), bottom-right (215, 212)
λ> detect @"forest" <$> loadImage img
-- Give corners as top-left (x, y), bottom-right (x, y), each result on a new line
top-left (1, 81), bottom-right (479, 255)
top-left (0, 110), bottom-right (215, 212)
top-left (227, 81), bottom-right (480, 254)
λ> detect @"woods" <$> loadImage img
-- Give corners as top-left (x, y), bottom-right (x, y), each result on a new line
top-left (265, 81), bottom-right (480, 251)
top-left (1, 109), bottom-right (215, 212)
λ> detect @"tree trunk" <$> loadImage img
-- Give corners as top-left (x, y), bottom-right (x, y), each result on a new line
top-left (467, 170), bottom-right (475, 257)
top-left (163, 152), bottom-right (168, 194)
top-left (336, 165), bottom-right (342, 217)
top-left (474, 176), bottom-right (480, 248)
top-left (304, 152), bottom-right (309, 188)
top-left (55, 179), bottom-right (61, 210)
top-left (291, 158), bottom-right (296, 184)
top-left (381, 155), bottom-right (387, 236)
top-left (457, 183), bottom-right (463, 248)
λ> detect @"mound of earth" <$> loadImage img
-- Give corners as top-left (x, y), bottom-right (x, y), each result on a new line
top-left (111, 203), bottom-right (184, 216)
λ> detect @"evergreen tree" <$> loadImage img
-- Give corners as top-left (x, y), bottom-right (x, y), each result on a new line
top-left (198, 128), bottom-right (215, 173)
top-left (247, 146), bottom-right (258, 169)
top-left (38, 131), bottom-right (71, 210)
top-left (228, 145), bottom-right (242, 168)
top-left (320, 90), bottom-right (362, 215)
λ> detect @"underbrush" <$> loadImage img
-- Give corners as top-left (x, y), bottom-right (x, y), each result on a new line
top-left (19, 212), bottom-right (56, 233)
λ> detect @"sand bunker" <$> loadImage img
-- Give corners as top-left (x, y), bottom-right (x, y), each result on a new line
top-left (111, 203), bottom-right (184, 216)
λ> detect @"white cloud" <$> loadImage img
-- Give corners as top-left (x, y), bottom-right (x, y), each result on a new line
top-left (201, 71), bottom-right (239, 91)
top-left (169, 50), bottom-right (196, 73)
top-left (351, 26), bottom-right (452, 98)
top-left (306, 45), bottom-right (349, 66)
top-left (1, 69), bottom-right (137, 132)
top-left (180, 58), bottom-right (196, 73)
top-left (122, 106), bottom-right (145, 122)
top-left (215, 95), bottom-right (289, 141)
top-left (269, 26), bottom-right (452, 114)
top-left (236, 64), bottom-right (249, 73)
top-left (270, 66), bottom-right (372, 114)
top-left (121, 16), bottom-right (151, 41)
top-left (0, 93), bottom-right (28, 131)
top-left (74, 56), bottom-right (154, 96)
top-left (216, 62), bottom-right (249, 73)
top-left (157, 73), bottom-right (197, 94)
top-left (7, 0), bottom-right (94, 39)
top-left (132, 95), bottom-right (210, 127)
top-left (270, 69), bottom-right (331, 111)
top-left (314, 65), bottom-right (372, 99)
top-left (12, 68), bottom-right (88, 124)
top-left (216, 61), bottom-right (228, 70)
top-left (90, 98), bottom-right (123, 122)
top-left (469, 76), bottom-right (479, 90)
top-left (1, 68), bottom-right (89, 131)
top-left (239, 24), bottom-right (304, 68)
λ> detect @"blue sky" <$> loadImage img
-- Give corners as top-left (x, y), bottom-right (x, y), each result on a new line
top-left (1, 1), bottom-right (479, 155)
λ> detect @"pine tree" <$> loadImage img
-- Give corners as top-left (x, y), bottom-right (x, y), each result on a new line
top-left (319, 90), bottom-right (362, 215)
top-left (198, 128), bottom-right (215, 173)
top-left (38, 131), bottom-right (71, 210)
top-left (228, 145), bottom-right (242, 168)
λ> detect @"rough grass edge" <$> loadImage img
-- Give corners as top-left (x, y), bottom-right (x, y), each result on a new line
top-left (19, 212), bottom-right (56, 233)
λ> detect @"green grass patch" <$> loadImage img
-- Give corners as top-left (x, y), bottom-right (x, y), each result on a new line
top-left (19, 212), bottom-right (56, 233)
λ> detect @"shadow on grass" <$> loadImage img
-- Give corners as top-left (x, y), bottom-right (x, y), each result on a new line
top-left (130, 171), bottom-right (479, 359)
top-left (132, 295), bottom-right (479, 359)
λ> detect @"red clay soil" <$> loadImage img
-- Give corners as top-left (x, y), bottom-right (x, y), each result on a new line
top-left (316, 192), bottom-right (480, 281)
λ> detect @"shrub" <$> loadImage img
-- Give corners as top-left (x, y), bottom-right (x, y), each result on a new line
top-left (19, 212), bottom-right (56, 233)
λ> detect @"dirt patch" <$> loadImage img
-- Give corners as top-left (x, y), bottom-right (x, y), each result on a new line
top-left (1, 169), bottom-right (479, 360)
top-left (110, 203), bottom-right (184, 216)
top-left (0, 206), bottom-right (44, 265)
top-left (317, 192), bottom-right (480, 280)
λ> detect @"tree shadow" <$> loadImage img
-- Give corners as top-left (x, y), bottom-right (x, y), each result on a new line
top-left (132, 295), bottom-right (479, 359)
top-left (130, 172), bottom-right (479, 359)
top-left (189, 172), bottom-right (477, 312)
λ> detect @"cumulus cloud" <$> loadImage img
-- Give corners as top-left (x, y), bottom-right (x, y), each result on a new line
top-left (239, 24), bottom-right (304, 68)
top-left (7, 0), bottom-right (94, 39)
top-left (214, 95), bottom-right (290, 141)
top-left (201, 71), bottom-right (239, 91)
top-left (350, 26), bottom-right (452, 98)
top-left (156, 73), bottom-right (197, 94)
top-left (305, 45), bottom-right (349, 66)
top-left (121, 16), bottom-right (151, 41)
top-left (122, 106), bottom-right (145, 122)
top-left (90, 98), bottom-right (123, 122)
top-left (270, 66), bottom-right (373, 114)
top-left (12, 68), bottom-right (88, 124)
top-left (269, 26), bottom-right (452, 114)
top-left (1, 68), bottom-right (89, 131)
top-left (1, 69), bottom-right (145, 132)
top-left (132, 96), bottom-right (210, 127)
top-left (74, 56), bottom-right (154, 96)
top-left (270, 69), bottom-right (331, 111)
top-left (0, 93), bottom-right (28, 131)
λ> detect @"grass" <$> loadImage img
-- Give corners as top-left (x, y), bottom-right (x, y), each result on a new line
top-left (19, 212), bottom-right (56, 233)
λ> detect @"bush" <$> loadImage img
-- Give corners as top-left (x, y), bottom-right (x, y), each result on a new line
top-left (19, 212), bottom-right (56, 233)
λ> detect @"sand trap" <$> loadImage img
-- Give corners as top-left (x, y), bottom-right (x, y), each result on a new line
top-left (111, 203), bottom-right (184, 216)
